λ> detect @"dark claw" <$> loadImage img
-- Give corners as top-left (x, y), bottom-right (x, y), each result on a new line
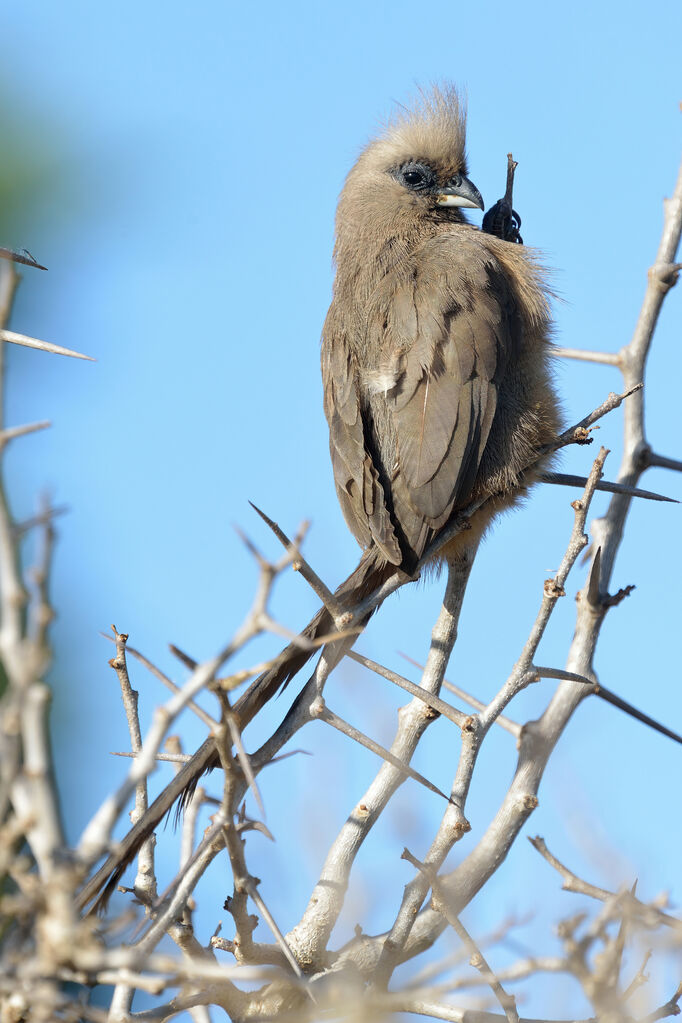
top-left (482, 199), bottom-right (523, 245)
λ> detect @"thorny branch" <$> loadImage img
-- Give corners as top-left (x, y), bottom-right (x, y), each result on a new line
top-left (1, 148), bottom-right (681, 1023)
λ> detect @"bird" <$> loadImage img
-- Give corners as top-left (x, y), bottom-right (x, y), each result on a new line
top-left (77, 86), bottom-right (560, 912)
top-left (240, 85), bottom-right (559, 691)
top-left (321, 88), bottom-right (558, 575)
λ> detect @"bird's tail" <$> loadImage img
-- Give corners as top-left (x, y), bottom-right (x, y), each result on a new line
top-left (233, 546), bottom-right (394, 728)
top-left (76, 547), bottom-right (393, 914)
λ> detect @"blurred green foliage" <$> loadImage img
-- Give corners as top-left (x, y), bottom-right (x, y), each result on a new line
top-left (0, 94), bottom-right (70, 244)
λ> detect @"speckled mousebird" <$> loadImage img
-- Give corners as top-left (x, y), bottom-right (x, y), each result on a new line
top-left (78, 86), bottom-right (559, 912)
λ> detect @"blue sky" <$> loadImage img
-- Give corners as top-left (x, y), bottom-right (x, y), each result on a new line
top-left (3, 1), bottom-right (681, 1016)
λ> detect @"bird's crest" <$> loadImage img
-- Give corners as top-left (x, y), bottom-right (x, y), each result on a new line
top-left (372, 84), bottom-right (468, 180)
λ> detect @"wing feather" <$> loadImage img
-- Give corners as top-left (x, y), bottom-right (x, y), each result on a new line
top-left (385, 237), bottom-right (515, 551)
top-left (322, 332), bottom-right (402, 564)
top-left (322, 231), bottom-right (517, 566)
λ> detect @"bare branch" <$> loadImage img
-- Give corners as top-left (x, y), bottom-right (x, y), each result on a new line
top-left (528, 836), bottom-right (681, 931)
top-left (0, 420), bottom-right (51, 448)
top-left (550, 345), bottom-right (621, 366)
top-left (348, 650), bottom-right (471, 728)
top-left (403, 847), bottom-right (519, 1022)
top-left (313, 700), bottom-right (452, 803)
top-left (399, 652), bottom-right (521, 738)
top-left (538, 470), bottom-right (677, 503)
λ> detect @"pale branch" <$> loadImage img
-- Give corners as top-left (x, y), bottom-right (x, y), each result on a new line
top-left (594, 150), bottom-right (682, 591)
top-left (10, 684), bottom-right (66, 880)
top-left (398, 652), bottom-right (522, 738)
top-left (550, 345), bottom-right (621, 366)
top-left (285, 548), bottom-right (477, 971)
top-left (26, 495), bottom-right (55, 663)
top-left (110, 627), bottom-right (143, 753)
top-left (553, 385), bottom-right (642, 452)
top-left (0, 419), bottom-right (51, 448)
top-left (243, 878), bottom-right (307, 982)
top-left (101, 632), bottom-right (219, 729)
top-left (529, 667), bottom-right (682, 743)
top-left (348, 649), bottom-right (472, 728)
top-left (312, 699), bottom-right (453, 803)
top-left (366, 451), bottom-right (609, 987)
top-left (402, 847), bottom-right (519, 1023)
top-left (220, 799), bottom-right (264, 964)
top-left (77, 533), bottom-right (301, 875)
top-left (641, 983), bottom-right (682, 1023)
top-left (109, 626), bottom-right (157, 907)
top-left (224, 708), bottom-right (265, 817)
top-left (621, 949), bottom-right (653, 1003)
top-left (214, 738), bottom-right (307, 984)
top-left (528, 836), bottom-right (681, 931)
top-left (77, 648), bottom-right (230, 865)
top-left (249, 501), bottom-right (343, 622)
top-left (110, 751), bottom-right (192, 763)
top-left (133, 819), bottom-right (228, 957)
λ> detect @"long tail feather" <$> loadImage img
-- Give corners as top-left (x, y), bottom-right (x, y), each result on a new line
top-left (76, 549), bottom-right (391, 914)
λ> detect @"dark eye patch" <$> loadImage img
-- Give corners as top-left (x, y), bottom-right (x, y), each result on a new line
top-left (394, 161), bottom-right (435, 191)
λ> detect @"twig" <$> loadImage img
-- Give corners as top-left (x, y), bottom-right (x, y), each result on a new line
top-left (249, 502), bottom-right (343, 621)
top-left (101, 632), bottom-right (218, 729)
top-left (551, 346), bottom-right (621, 366)
top-left (401, 847), bottom-right (519, 1023)
top-left (0, 420), bottom-right (51, 449)
top-left (347, 650), bottom-right (470, 727)
top-left (398, 652), bottom-right (521, 737)
top-left (528, 836), bottom-right (681, 930)
top-left (243, 878), bottom-right (306, 981)
top-left (108, 625), bottom-right (156, 906)
top-left (110, 751), bottom-right (192, 764)
top-left (365, 452), bottom-right (609, 987)
top-left (285, 549), bottom-right (477, 969)
top-left (312, 699), bottom-right (452, 803)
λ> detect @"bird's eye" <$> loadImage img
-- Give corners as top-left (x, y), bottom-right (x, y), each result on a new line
top-left (396, 162), bottom-right (433, 191)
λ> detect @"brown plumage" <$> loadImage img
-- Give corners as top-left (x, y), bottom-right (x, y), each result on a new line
top-left (77, 86), bottom-right (559, 913)
top-left (323, 91), bottom-right (557, 568)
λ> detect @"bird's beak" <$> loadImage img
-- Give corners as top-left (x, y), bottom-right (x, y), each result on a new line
top-left (436, 175), bottom-right (484, 211)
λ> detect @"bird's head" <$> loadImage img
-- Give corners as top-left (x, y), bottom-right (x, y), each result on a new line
top-left (336, 86), bottom-right (484, 245)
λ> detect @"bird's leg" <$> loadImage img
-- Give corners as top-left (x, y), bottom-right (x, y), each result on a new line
top-left (481, 152), bottom-right (523, 244)
top-left (428, 543), bottom-right (479, 697)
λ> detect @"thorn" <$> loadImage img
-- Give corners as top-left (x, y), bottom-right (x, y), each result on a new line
top-left (539, 471), bottom-right (678, 503)
top-left (0, 246), bottom-right (47, 271)
top-left (586, 547), bottom-right (602, 607)
top-left (594, 684), bottom-right (682, 746)
top-left (168, 643), bottom-right (198, 670)
top-left (1, 328), bottom-right (94, 361)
